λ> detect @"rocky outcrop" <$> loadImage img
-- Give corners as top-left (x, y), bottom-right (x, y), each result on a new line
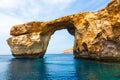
top-left (62, 48), bottom-right (73, 54)
top-left (7, 0), bottom-right (120, 61)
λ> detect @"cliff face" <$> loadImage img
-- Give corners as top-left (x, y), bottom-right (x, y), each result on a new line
top-left (73, 0), bottom-right (120, 61)
top-left (62, 48), bottom-right (73, 54)
top-left (7, 0), bottom-right (120, 61)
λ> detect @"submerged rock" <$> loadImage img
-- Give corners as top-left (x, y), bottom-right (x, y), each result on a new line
top-left (7, 0), bottom-right (120, 61)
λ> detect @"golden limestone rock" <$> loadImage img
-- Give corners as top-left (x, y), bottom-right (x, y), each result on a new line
top-left (7, 0), bottom-right (120, 61)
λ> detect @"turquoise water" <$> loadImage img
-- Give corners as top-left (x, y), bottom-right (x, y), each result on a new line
top-left (1, 54), bottom-right (120, 80)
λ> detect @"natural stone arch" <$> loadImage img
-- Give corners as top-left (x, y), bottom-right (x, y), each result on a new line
top-left (7, 17), bottom-right (76, 58)
top-left (7, 0), bottom-right (120, 61)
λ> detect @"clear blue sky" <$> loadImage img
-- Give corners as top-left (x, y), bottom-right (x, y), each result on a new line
top-left (0, 0), bottom-right (110, 55)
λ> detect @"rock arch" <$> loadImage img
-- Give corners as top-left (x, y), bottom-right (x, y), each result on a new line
top-left (7, 0), bottom-right (120, 61)
top-left (7, 16), bottom-right (76, 58)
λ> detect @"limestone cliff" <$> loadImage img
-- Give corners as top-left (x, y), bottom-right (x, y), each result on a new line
top-left (62, 48), bottom-right (73, 54)
top-left (7, 0), bottom-right (120, 61)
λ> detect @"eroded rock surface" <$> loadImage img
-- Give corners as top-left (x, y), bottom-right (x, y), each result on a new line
top-left (7, 0), bottom-right (120, 61)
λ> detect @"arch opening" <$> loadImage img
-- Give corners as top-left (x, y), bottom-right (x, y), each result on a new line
top-left (46, 29), bottom-right (74, 54)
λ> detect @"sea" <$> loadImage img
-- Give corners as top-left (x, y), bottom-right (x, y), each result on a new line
top-left (1, 54), bottom-right (120, 80)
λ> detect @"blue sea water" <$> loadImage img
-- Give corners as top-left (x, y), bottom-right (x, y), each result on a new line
top-left (1, 54), bottom-right (120, 80)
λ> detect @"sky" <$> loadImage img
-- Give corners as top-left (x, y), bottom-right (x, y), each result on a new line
top-left (0, 0), bottom-right (110, 55)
